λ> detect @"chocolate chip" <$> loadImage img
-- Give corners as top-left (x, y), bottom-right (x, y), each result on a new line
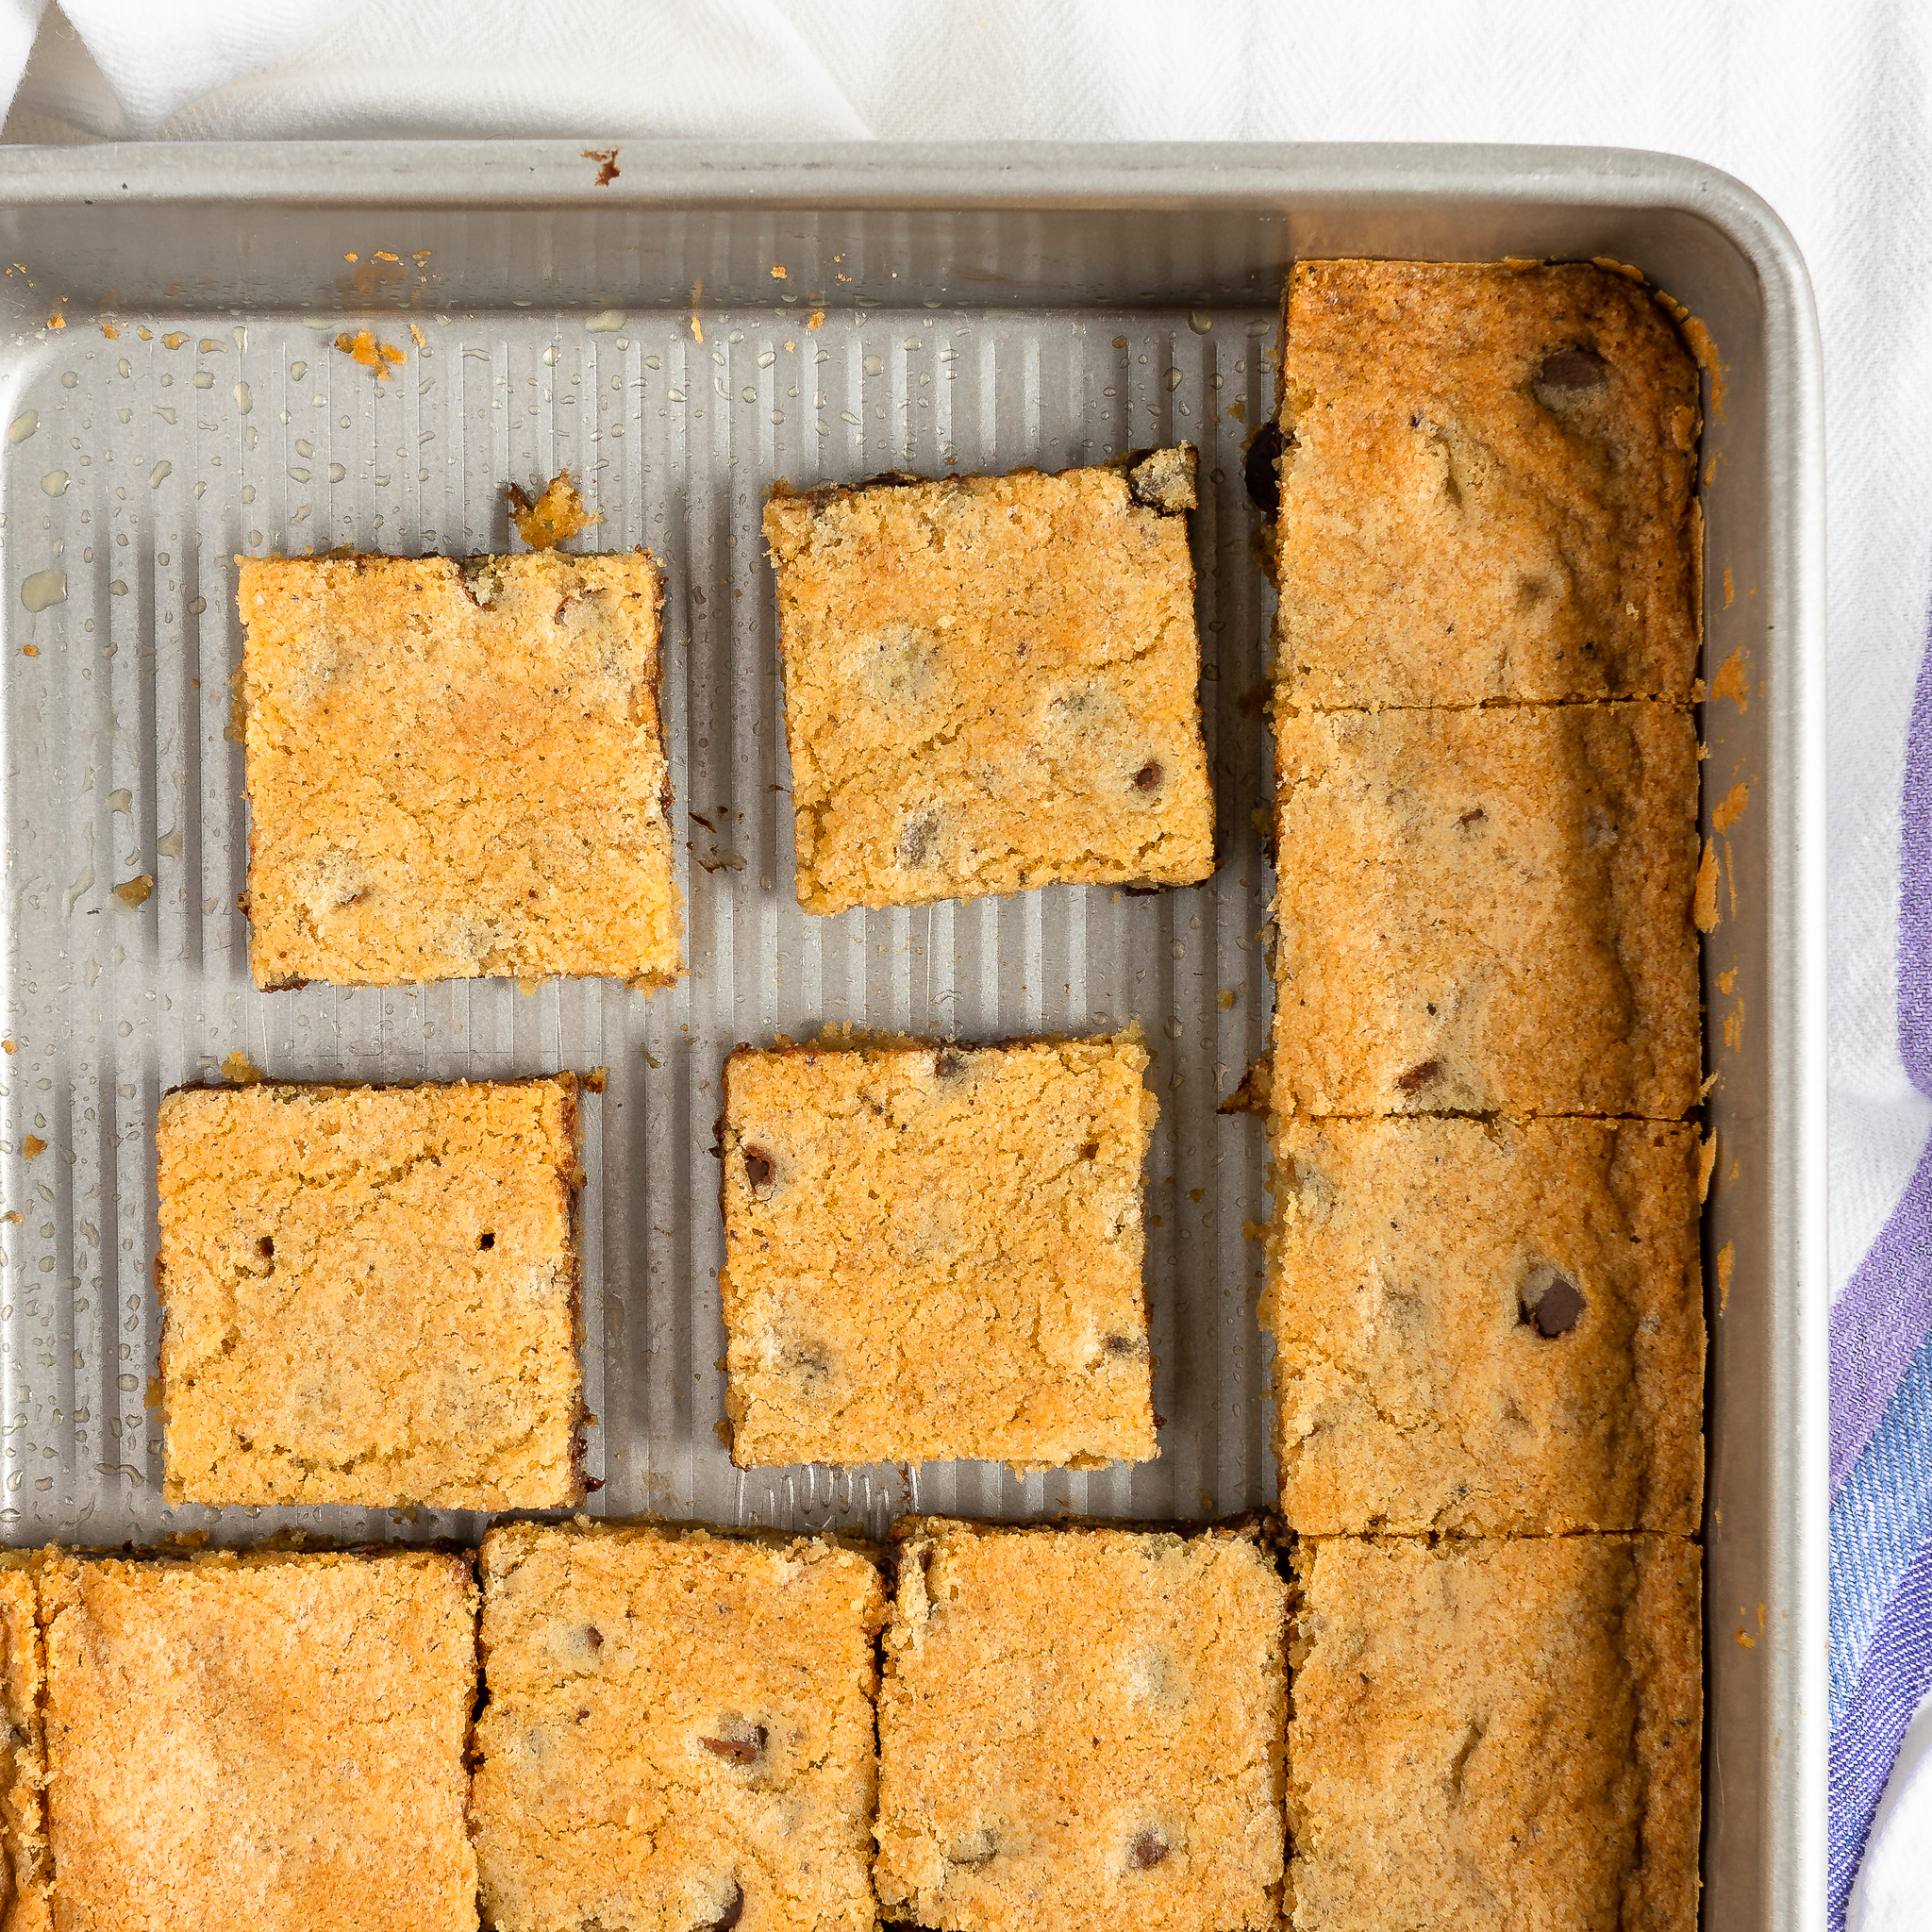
top-left (743, 1147), bottom-right (774, 1190)
top-left (584, 1625), bottom-right (603, 1650)
top-left (455, 557), bottom-right (502, 608)
top-left (1522, 1276), bottom-right (1585, 1338)
top-left (575, 1707), bottom-right (591, 1722)
top-left (257, 1237), bottom-right (275, 1259)
top-left (934, 1047), bottom-right (967, 1079)
top-left (1243, 422), bottom-right (1285, 514)
top-left (1134, 760), bottom-right (1163, 791)
top-left (478, 1230), bottom-right (495, 1249)
top-left (700, 1724), bottom-right (767, 1765)
top-left (1131, 1829), bottom-right (1169, 1869)
top-left (1458, 807), bottom-right (1487, 826)
top-left (897, 808), bottom-right (941, 869)
top-left (1395, 1058), bottom-right (1442, 1094)
top-left (1538, 346), bottom-right (1607, 392)
top-left (704, 1881), bottom-right (745, 1931)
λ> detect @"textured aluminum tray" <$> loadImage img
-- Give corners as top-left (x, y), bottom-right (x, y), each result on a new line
top-left (0, 143), bottom-right (1824, 1928)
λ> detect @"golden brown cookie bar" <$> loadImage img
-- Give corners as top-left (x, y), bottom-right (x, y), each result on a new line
top-left (1275, 261), bottom-right (1700, 707)
top-left (1288, 1536), bottom-right (1700, 1932)
top-left (764, 453), bottom-right (1214, 913)
top-left (239, 551), bottom-right (679, 989)
top-left (876, 1518), bottom-right (1286, 1932)
top-left (0, 1562), bottom-right (46, 1932)
top-left (1264, 1116), bottom-right (1704, 1535)
top-left (719, 1035), bottom-right (1158, 1470)
top-left (39, 1547), bottom-right (477, 1932)
top-left (473, 1522), bottom-right (886, 1932)
top-left (1272, 703), bottom-right (1700, 1118)
top-left (157, 1075), bottom-right (583, 1509)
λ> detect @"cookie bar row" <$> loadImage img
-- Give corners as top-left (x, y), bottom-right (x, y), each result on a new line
top-left (239, 448), bottom-right (1214, 992)
top-left (1257, 261), bottom-right (1709, 1932)
top-left (0, 1517), bottom-right (1697, 1932)
top-left (152, 1038), bottom-right (1164, 1508)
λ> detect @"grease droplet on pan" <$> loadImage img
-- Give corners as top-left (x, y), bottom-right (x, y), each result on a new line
top-left (21, 569), bottom-right (64, 612)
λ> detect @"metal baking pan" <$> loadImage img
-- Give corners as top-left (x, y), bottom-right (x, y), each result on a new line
top-left (0, 142), bottom-right (1824, 1928)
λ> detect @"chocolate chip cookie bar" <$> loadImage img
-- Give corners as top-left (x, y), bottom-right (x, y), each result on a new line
top-left (1274, 260), bottom-right (1701, 708)
top-left (1265, 1116), bottom-right (1704, 1535)
top-left (39, 1547), bottom-right (477, 1932)
top-left (876, 1518), bottom-right (1286, 1932)
top-left (1288, 1535), bottom-right (1700, 1932)
top-left (763, 452), bottom-right (1214, 913)
top-left (0, 1562), bottom-right (45, 1932)
top-left (473, 1522), bottom-right (886, 1932)
top-left (157, 1074), bottom-right (584, 1509)
top-left (239, 551), bottom-right (679, 989)
top-left (719, 1035), bottom-right (1158, 1470)
top-left (1272, 702), bottom-right (1701, 1118)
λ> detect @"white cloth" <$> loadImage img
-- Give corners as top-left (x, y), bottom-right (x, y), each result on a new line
top-left (0, 0), bottom-right (1924, 1919)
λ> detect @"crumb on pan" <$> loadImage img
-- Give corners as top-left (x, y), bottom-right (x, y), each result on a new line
top-left (508, 469), bottom-right (601, 550)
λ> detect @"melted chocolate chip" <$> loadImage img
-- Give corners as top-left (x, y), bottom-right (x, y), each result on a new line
top-left (1522, 1276), bottom-right (1585, 1338)
top-left (1134, 761), bottom-right (1163, 791)
top-left (1243, 422), bottom-right (1285, 515)
top-left (1079, 1140), bottom-right (1100, 1160)
top-left (1131, 1829), bottom-right (1170, 1869)
top-left (934, 1047), bottom-right (967, 1080)
top-left (1104, 1335), bottom-right (1141, 1357)
top-left (257, 1237), bottom-right (275, 1259)
top-left (1538, 346), bottom-right (1607, 393)
top-left (584, 1625), bottom-right (603, 1650)
top-left (1395, 1058), bottom-right (1442, 1094)
top-left (700, 1724), bottom-right (767, 1766)
top-left (1458, 807), bottom-right (1488, 826)
top-left (704, 1881), bottom-right (745, 1931)
top-left (742, 1147), bottom-right (774, 1189)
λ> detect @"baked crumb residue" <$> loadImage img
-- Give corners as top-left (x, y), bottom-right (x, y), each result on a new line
top-left (333, 328), bottom-right (406, 379)
top-left (508, 470), bottom-right (602, 551)
top-left (583, 147), bottom-right (621, 186)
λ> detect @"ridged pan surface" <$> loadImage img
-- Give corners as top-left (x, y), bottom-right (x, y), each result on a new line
top-left (0, 297), bottom-right (1279, 1546)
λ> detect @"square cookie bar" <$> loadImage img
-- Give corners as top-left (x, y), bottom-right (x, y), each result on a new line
top-left (1265, 1116), bottom-right (1704, 1535)
top-left (157, 1075), bottom-right (584, 1509)
top-left (719, 1035), bottom-right (1158, 1469)
top-left (876, 1518), bottom-right (1287, 1932)
top-left (239, 551), bottom-right (679, 988)
top-left (1272, 703), bottom-right (1700, 1118)
top-left (1274, 260), bottom-right (1700, 707)
top-left (473, 1522), bottom-right (886, 1932)
top-left (39, 1548), bottom-right (477, 1932)
top-left (764, 452), bottom-right (1214, 912)
top-left (0, 1562), bottom-right (44, 1932)
top-left (1288, 1536), bottom-right (1700, 1932)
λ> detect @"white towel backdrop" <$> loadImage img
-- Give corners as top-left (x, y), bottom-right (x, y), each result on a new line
top-left (0, 1), bottom-right (1921, 1922)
